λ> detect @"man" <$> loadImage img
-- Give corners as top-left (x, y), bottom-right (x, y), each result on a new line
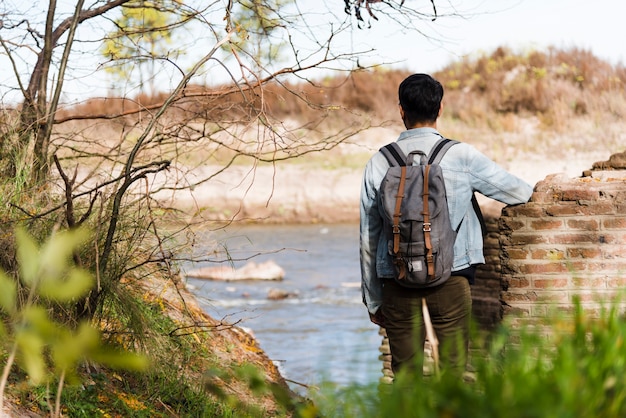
top-left (359, 73), bottom-right (533, 377)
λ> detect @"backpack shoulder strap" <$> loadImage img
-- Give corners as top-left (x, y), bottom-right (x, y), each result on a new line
top-left (428, 137), bottom-right (487, 236)
top-left (428, 138), bottom-right (459, 165)
top-left (380, 142), bottom-right (406, 167)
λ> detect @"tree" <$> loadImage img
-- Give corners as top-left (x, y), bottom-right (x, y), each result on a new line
top-left (0, 0), bottom-right (453, 411)
top-left (225, 0), bottom-right (293, 71)
top-left (101, 0), bottom-right (189, 94)
top-left (0, 0), bottom-right (446, 324)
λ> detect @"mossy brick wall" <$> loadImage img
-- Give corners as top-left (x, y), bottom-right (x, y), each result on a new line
top-left (499, 173), bottom-right (626, 326)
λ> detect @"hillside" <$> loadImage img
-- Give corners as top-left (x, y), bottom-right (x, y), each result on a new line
top-left (150, 46), bottom-right (626, 223)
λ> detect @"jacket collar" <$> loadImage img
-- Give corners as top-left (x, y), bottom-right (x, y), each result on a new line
top-left (397, 127), bottom-right (440, 142)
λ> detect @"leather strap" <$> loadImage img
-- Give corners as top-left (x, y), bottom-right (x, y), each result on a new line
top-left (392, 165), bottom-right (407, 258)
top-left (422, 164), bottom-right (435, 278)
top-left (393, 165), bottom-right (406, 279)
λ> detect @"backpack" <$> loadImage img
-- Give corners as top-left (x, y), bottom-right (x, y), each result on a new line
top-left (378, 138), bottom-right (459, 288)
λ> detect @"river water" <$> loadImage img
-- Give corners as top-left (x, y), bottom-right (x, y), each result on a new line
top-left (182, 223), bottom-right (382, 393)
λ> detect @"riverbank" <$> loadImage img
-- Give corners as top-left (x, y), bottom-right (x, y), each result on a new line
top-left (166, 146), bottom-right (615, 225)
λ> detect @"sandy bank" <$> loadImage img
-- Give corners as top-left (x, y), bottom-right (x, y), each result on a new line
top-left (158, 150), bottom-right (611, 224)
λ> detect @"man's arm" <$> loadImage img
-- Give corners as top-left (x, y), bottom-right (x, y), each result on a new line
top-left (360, 159), bottom-right (384, 316)
top-left (466, 147), bottom-right (534, 205)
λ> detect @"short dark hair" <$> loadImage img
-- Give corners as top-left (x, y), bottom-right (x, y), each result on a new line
top-left (398, 74), bottom-right (443, 126)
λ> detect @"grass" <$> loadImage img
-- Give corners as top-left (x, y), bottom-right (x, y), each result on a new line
top-left (2, 288), bottom-right (295, 417)
top-left (307, 295), bottom-right (626, 418)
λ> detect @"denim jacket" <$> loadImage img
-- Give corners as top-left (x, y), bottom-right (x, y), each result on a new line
top-left (360, 127), bottom-right (534, 314)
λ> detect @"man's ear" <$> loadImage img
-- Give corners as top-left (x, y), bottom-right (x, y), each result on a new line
top-left (399, 104), bottom-right (405, 119)
top-left (438, 104), bottom-right (443, 118)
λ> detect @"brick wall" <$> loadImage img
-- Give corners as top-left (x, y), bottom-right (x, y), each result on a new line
top-left (499, 171), bottom-right (626, 326)
top-left (471, 214), bottom-right (503, 328)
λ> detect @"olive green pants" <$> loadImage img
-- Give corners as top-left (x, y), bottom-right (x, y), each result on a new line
top-left (381, 275), bottom-right (472, 377)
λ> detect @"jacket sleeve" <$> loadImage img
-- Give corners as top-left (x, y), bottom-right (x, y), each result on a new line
top-left (359, 158), bottom-right (384, 315)
top-left (465, 146), bottom-right (534, 205)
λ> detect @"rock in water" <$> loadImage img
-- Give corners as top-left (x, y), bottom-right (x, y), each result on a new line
top-left (186, 260), bottom-right (285, 281)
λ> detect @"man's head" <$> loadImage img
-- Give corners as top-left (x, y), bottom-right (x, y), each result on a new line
top-left (398, 74), bottom-right (443, 128)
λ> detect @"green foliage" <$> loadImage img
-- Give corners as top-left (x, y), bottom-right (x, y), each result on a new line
top-left (226, 0), bottom-right (294, 68)
top-left (307, 296), bottom-right (626, 418)
top-left (101, 0), bottom-right (185, 92)
top-left (0, 227), bottom-right (148, 414)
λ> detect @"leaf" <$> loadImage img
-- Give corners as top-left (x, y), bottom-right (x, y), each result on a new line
top-left (15, 228), bottom-right (40, 287)
top-left (15, 329), bottom-right (47, 385)
top-left (0, 321), bottom-right (7, 340)
top-left (22, 306), bottom-right (61, 340)
top-left (52, 322), bottom-right (100, 373)
top-left (90, 346), bottom-right (149, 372)
top-left (0, 269), bottom-right (17, 314)
top-left (39, 228), bottom-right (89, 278)
top-left (39, 268), bottom-right (94, 302)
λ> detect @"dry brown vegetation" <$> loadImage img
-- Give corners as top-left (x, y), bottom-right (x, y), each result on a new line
top-left (61, 46), bottom-right (625, 132)
top-left (50, 46), bottom-right (626, 224)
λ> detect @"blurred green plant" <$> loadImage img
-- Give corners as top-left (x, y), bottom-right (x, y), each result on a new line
top-left (0, 227), bottom-right (148, 417)
top-left (307, 295), bottom-right (626, 418)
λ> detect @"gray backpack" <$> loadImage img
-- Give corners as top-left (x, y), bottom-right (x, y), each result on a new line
top-left (378, 138), bottom-right (459, 288)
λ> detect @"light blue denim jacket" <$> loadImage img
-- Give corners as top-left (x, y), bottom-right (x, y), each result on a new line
top-left (360, 127), bottom-right (534, 314)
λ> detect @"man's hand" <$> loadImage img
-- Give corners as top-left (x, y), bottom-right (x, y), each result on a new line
top-left (369, 310), bottom-right (386, 327)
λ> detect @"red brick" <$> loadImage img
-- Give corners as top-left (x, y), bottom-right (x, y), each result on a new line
top-left (533, 181), bottom-right (559, 193)
top-left (599, 261), bottom-right (626, 272)
top-left (567, 247), bottom-right (602, 259)
top-left (545, 204), bottom-right (585, 217)
top-left (531, 190), bottom-right (560, 203)
top-left (508, 234), bottom-right (550, 245)
top-left (568, 261), bottom-right (625, 273)
top-left (578, 202), bottom-right (618, 215)
top-left (531, 219), bottom-right (564, 230)
top-left (506, 248), bottom-right (530, 260)
top-left (502, 305), bottom-right (531, 317)
top-left (506, 277), bottom-right (531, 288)
top-left (561, 189), bottom-right (601, 201)
top-left (607, 277), bottom-right (626, 288)
top-left (546, 203), bottom-right (616, 217)
top-left (536, 291), bottom-right (569, 303)
top-left (567, 219), bottom-right (599, 230)
top-left (572, 277), bottom-right (607, 288)
top-left (501, 263), bottom-right (524, 275)
top-left (520, 262), bottom-right (570, 274)
top-left (531, 248), bottom-right (565, 260)
top-left (575, 292), bottom-right (608, 302)
top-left (549, 233), bottom-right (616, 245)
top-left (533, 278), bottom-right (569, 288)
top-left (502, 204), bottom-right (545, 217)
top-left (500, 218), bottom-right (526, 232)
top-left (603, 246), bottom-right (626, 259)
top-left (565, 260), bottom-right (588, 272)
top-left (501, 291), bottom-right (539, 302)
top-left (603, 218), bottom-right (626, 229)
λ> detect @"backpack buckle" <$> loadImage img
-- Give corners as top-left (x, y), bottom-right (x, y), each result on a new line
top-left (423, 222), bottom-right (432, 232)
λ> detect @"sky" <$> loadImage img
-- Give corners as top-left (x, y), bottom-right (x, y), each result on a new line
top-left (341, 0), bottom-right (625, 74)
top-left (2, 0), bottom-right (624, 103)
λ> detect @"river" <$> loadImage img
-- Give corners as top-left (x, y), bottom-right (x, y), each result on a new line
top-left (182, 223), bottom-right (382, 394)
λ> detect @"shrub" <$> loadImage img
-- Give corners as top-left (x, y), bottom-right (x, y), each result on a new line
top-left (308, 295), bottom-right (626, 417)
